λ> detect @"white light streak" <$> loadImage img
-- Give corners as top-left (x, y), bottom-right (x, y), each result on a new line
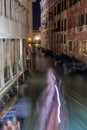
top-left (52, 74), bottom-right (61, 124)
top-left (55, 84), bottom-right (61, 123)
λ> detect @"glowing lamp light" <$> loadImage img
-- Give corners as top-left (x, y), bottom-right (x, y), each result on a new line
top-left (28, 38), bottom-right (32, 42)
top-left (28, 44), bottom-right (31, 47)
top-left (27, 44), bottom-right (32, 51)
top-left (35, 36), bottom-right (40, 41)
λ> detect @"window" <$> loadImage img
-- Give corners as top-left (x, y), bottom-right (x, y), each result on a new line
top-left (54, 6), bottom-right (56, 16)
top-left (18, 40), bottom-right (20, 60)
top-left (4, 66), bottom-right (10, 83)
top-left (49, 12), bottom-right (52, 22)
top-left (78, 13), bottom-right (85, 26)
top-left (12, 40), bottom-right (15, 64)
top-left (81, 14), bottom-right (84, 26)
top-left (74, 0), bottom-right (80, 4)
top-left (4, 40), bottom-right (7, 68)
top-left (4, 40), bottom-right (10, 83)
top-left (69, 0), bottom-right (80, 7)
top-left (69, 0), bottom-right (73, 7)
top-left (17, 40), bottom-right (22, 71)
top-left (10, 0), bottom-right (12, 18)
top-left (64, 19), bottom-right (66, 31)
top-left (0, 0), bottom-right (2, 15)
top-left (60, 34), bottom-right (63, 43)
top-left (11, 40), bottom-right (16, 75)
top-left (61, 1), bottom-right (63, 11)
top-left (73, 42), bottom-right (75, 51)
top-left (57, 20), bottom-right (61, 31)
top-left (69, 41), bottom-right (72, 51)
top-left (61, 0), bottom-right (66, 11)
top-left (11, 0), bottom-right (15, 20)
top-left (64, 34), bottom-right (66, 43)
top-left (54, 23), bottom-right (56, 29)
top-left (57, 3), bottom-right (61, 14)
top-left (74, 14), bottom-right (79, 26)
top-left (82, 42), bottom-right (87, 52)
top-left (61, 20), bottom-right (63, 31)
top-left (64, 0), bottom-right (66, 10)
top-left (4, 0), bottom-right (6, 16)
top-left (85, 12), bottom-right (87, 25)
top-left (75, 41), bottom-right (78, 52)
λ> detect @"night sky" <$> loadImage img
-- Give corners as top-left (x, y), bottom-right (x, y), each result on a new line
top-left (33, 0), bottom-right (41, 30)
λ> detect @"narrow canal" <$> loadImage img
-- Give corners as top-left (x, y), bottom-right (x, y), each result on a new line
top-left (3, 52), bottom-right (87, 130)
top-left (24, 52), bottom-right (87, 130)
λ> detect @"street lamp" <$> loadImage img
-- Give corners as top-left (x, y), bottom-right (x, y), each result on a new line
top-left (35, 36), bottom-right (40, 41)
top-left (34, 35), bottom-right (41, 52)
top-left (27, 38), bottom-right (33, 72)
top-left (28, 38), bottom-right (32, 43)
top-left (27, 38), bottom-right (32, 53)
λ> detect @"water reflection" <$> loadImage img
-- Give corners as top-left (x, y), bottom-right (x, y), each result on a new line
top-left (29, 53), bottom-right (87, 130)
top-left (23, 68), bottom-right (68, 130)
top-left (2, 53), bottom-right (87, 130)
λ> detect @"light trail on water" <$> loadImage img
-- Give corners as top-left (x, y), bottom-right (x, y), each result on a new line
top-left (52, 74), bottom-right (61, 124)
top-left (55, 84), bottom-right (61, 124)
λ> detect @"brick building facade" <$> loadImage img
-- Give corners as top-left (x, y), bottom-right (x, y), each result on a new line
top-left (67, 0), bottom-right (87, 62)
top-left (40, 0), bottom-right (87, 63)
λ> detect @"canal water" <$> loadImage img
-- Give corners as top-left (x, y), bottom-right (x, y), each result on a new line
top-left (1, 52), bottom-right (87, 130)
top-left (24, 52), bottom-right (87, 130)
